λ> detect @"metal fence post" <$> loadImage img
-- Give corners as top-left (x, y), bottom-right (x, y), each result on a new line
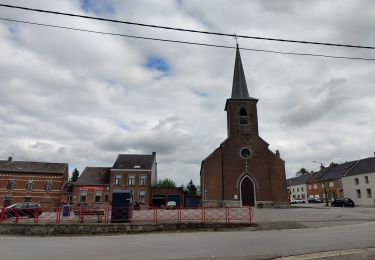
top-left (248, 206), bottom-right (252, 223)
top-left (225, 207), bottom-right (229, 223)
top-left (0, 208), bottom-right (4, 224)
top-left (178, 208), bottom-right (182, 223)
top-left (34, 208), bottom-right (39, 224)
top-left (15, 208), bottom-right (19, 224)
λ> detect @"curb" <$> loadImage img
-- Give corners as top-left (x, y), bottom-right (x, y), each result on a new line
top-left (279, 247), bottom-right (375, 259)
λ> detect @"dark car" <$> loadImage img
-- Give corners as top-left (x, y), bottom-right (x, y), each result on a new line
top-left (2, 202), bottom-right (43, 218)
top-left (308, 198), bottom-right (322, 203)
top-left (331, 198), bottom-right (355, 207)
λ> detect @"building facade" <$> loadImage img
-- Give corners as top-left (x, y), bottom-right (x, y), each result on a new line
top-left (72, 153), bottom-right (157, 208)
top-left (200, 46), bottom-right (288, 208)
top-left (0, 157), bottom-right (68, 208)
top-left (287, 173), bottom-right (313, 201)
top-left (342, 157), bottom-right (375, 206)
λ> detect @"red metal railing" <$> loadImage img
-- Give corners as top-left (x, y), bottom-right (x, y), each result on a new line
top-left (0, 206), bottom-right (254, 225)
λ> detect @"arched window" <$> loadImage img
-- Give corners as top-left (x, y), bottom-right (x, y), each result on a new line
top-left (239, 108), bottom-right (248, 125)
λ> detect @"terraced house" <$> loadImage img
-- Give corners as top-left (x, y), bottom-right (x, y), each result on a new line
top-left (72, 153), bottom-right (157, 208)
top-left (0, 157), bottom-right (68, 208)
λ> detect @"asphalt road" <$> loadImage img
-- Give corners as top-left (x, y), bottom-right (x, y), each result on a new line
top-left (1, 221), bottom-right (375, 260)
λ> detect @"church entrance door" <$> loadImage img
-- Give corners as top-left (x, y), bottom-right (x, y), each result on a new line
top-left (240, 177), bottom-right (255, 206)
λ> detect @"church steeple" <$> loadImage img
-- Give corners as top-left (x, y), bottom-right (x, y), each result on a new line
top-left (231, 45), bottom-right (250, 99)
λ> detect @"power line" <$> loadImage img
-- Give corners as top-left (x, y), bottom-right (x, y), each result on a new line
top-left (1, 17), bottom-right (374, 61)
top-left (0, 3), bottom-right (375, 50)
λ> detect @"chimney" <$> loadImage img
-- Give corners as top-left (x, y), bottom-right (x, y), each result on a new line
top-left (152, 152), bottom-right (156, 157)
top-left (276, 150), bottom-right (280, 158)
top-left (320, 163), bottom-right (325, 170)
top-left (8, 156), bottom-right (12, 162)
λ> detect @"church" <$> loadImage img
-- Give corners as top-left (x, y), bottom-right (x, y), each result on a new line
top-left (200, 46), bottom-right (288, 208)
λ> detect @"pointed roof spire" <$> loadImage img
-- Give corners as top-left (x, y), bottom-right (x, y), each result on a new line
top-left (231, 44), bottom-right (250, 99)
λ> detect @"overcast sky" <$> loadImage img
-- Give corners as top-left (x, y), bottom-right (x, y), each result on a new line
top-left (0, 0), bottom-right (374, 185)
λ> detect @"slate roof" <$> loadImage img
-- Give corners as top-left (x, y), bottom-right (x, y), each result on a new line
top-left (287, 173), bottom-right (313, 187)
top-left (113, 154), bottom-right (155, 170)
top-left (344, 157), bottom-right (375, 177)
top-left (75, 167), bottom-right (111, 185)
top-left (319, 161), bottom-right (357, 181)
top-left (307, 167), bottom-right (332, 184)
top-left (231, 45), bottom-right (250, 99)
top-left (0, 159), bottom-right (67, 174)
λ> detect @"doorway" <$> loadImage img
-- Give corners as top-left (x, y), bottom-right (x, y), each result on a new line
top-left (240, 177), bottom-right (255, 206)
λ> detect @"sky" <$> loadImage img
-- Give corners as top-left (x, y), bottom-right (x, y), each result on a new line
top-left (0, 0), bottom-right (374, 185)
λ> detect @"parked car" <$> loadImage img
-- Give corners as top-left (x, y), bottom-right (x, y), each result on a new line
top-left (308, 198), bottom-right (323, 203)
top-left (290, 199), bottom-right (306, 204)
top-left (331, 198), bottom-right (355, 207)
top-left (166, 201), bottom-right (177, 209)
top-left (2, 202), bottom-right (42, 218)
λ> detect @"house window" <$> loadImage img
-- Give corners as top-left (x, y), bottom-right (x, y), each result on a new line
top-left (45, 180), bottom-right (53, 191)
top-left (128, 175), bottom-right (135, 186)
top-left (139, 175), bottom-right (147, 186)
top-left (356, 189), bottom-right (361, 198)
top-left (321, 183), bottom-right (325, 188)
top-left (297, 188), bottom-right (299, 192)
top-left (367, 189), bottom-right (372, 198)
top-left (329, 182), bottom-right (334, 188)
top-left (80, 190), bottom-right (87, 203)
top-left (26, 180), bottom-right (33, 191)
top-left (24, 196), bottom-right (31, 202)
top-left (95, 190), bottom-right (102, 203)
top-left (365, 176), bottom-right (369, 184)
top-left (354, 178), bottom-right (359, 185)
top-left (139, 190), bottom-right (145, 203)
top-left (313, 184), bottom-right (317, 189)
top-left (301, 187), bottom-right (304, 192)
top-left (7, 179), bottom-right (15, 191)
top-left (292, 188), bottom-right (295, 192)
top-left (308, 185), bottom-right (312, 190)
top-left (105, 195), bottom-right (109, 202)
top-left (239, 108), bottom-right (249, 125)
top-left (115, 175), bottom-right (122, 185)
top-left (302, 194), bottom-right (305, 199)
top-left (4, 195), bottom-right (12, 207)
top-left (292, 195), bottom-right (296, 199)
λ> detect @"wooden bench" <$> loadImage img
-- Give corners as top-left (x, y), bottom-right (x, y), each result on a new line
top-left (74, 209), bottom-right (105, 223)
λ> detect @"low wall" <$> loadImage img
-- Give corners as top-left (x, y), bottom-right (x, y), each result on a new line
top-left (0, 222), bottom-right (257, 236)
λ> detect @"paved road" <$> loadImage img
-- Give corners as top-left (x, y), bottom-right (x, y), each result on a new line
top-left (1, 221), bottom-right (375, 259)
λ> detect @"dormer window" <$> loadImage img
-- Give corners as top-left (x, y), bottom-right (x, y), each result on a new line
top-left (239, 108), bottom-right (248, 125)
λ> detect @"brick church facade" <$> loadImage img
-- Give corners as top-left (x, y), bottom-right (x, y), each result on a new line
top-left (200, 46), bottom-right (288, 208)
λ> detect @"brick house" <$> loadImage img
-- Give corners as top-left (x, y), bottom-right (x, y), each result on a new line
top-left (72, 153), bottom-right (157, 208)
top-left (306, 166), bottom-right (330, 199)
top-left (0, 157), bottom-right (68, 208)
top-left (200, 46), bottom-right (288, 208)
top-left (318, 161), bottom-right (357, 202)
top-left (72, 167), bottom-right (111, 207)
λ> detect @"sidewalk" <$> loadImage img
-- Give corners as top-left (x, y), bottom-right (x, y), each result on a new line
top-left (280, 247), bottom-right (375, 259)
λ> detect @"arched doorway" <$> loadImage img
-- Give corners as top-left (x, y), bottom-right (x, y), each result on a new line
top-left (240, 176), bottom-right (255, 206)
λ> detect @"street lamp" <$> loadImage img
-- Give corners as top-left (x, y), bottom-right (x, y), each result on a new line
top-left (312, 161), bottom-right (329, 206)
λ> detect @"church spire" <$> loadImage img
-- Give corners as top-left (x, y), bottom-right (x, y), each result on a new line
top-left (231, 44), bottom-right (250, 99)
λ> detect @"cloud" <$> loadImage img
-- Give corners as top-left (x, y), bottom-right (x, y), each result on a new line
top-left (0, 0), bottom-right (374, 185)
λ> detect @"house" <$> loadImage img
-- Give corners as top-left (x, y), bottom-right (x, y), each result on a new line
top-left (342, 157), bottom-right (375, 206)
top-left (306, 166), bottom-right (331, 199)
top-left (200, 46), bottom-right (288, 208)
top-left (287, 173), bottom-right (313, 201)
top-left (0, 157), bottom-right (68, 207)
top-left (318, 161), bottom-right (357, 202)
top-left (73, 152), bottom-right (157, 208)
top-left (72, 167), bottom-right (111, 207)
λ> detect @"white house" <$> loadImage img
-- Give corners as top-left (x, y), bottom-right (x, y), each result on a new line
top-left (287, 173), bottom-right (313, 201)
top-left (342, 157), bottom-right (375, 206)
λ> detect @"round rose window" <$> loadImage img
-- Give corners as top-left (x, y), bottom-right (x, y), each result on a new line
top-left (240, 147), bottom-right (252, 159)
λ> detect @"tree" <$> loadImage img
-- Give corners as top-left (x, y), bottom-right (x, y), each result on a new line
top-left (156, 178), bottom-right (176, 188)
top-left (185, 180), bottom-right (198, 196)
top-left (70, 168), bottom-right (80, 182)
top-left (296, 168), bottom-right (309, 176)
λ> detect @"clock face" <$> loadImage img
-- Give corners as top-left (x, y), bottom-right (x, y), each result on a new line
top-left (240, 147), bottom-right (252, 159)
